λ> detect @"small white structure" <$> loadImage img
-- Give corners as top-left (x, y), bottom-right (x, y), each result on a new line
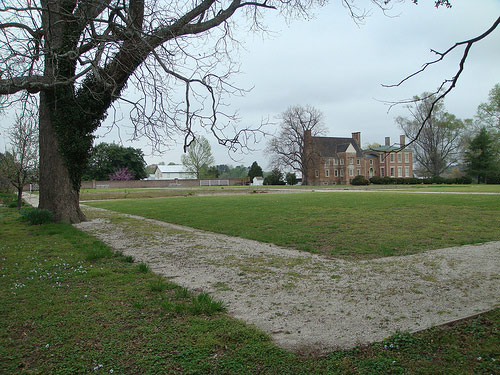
top-left (252, 176), bottom-right (264, 186)
top-left (154, 165), bottom-right (196, 180)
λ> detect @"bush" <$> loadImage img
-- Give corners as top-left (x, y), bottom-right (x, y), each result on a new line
top-left (369, 176), bottom-right (384, 185)
top-left (351, 175), bottom-right (369, 185)
top-left (456, 175), bottom-right (473, 184)
top-left (19, 208), bottom-right (54, 225)
top-left (486, 172), bottom-right (500, 184)
top-left (285, 172), bottom-right (297, 185)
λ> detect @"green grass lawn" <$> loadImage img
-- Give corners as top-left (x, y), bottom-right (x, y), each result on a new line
top-left (86, 192), bottom-right (500, 258)
top-left (1, 205), bottom-right (499, 374)
top-left (79, 184), bottom-right (500, 201)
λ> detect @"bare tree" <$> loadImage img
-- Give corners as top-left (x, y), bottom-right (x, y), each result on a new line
top-left (0, 0), bottom-right (399, 223)
top-left (0, 111), bottom-right (38, 208)
top-left (267, 105), bottom-right (326, 185)
top-left (396, 93), bottom-right (467, 177)
top-left (181, 136), bottom-right (215, 178)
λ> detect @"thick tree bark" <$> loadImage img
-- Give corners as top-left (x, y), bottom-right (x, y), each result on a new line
top-left (39, 92), bottom-right (86, 223)
top-left (16, 187), bottom-right (23, 209)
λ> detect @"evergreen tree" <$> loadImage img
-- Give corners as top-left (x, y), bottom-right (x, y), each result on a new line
top-left (285, 172), bottom-right (298, 185)
top-left (264, 169), bottom-right (285, 185)
top-left (248, 161), bottom-right (263, 182)
top-left (465, 127), bottom-right (498, 184)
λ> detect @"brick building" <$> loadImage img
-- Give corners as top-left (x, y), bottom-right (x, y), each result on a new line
top-left (304, 130), bottom-right (413, 185)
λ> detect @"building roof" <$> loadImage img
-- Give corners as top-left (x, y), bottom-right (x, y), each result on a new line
top-left (312, 136), bottom-right (363, 157)
top-left (367, 145), bottom-right (401, 152)
top-left (156, 165), bottom-right (191, 174)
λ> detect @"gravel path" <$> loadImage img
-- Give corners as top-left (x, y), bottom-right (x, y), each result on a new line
top-left (73, 205), bottom-right (500, 353)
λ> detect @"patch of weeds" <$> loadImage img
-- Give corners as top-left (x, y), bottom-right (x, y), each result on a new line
top-left (357, 356), bottom-right (405, 375)
top-left (281, 282), bottom-right (297, 290)
top-left (175, 286), bottom-right (190, 299)
top-left (383, 330), bottom-right (422, 351)
top-left (190, 293), bottom-right (225, 316)
top-left (84, 242), bottom-right (113, 261)
top-left (114, 251), bottom-right (135, 263)
top-left (19, 207), bottom-right (54, 225)
top-left (149, 276), bottom-right (167, 292)
top-left (132, 300), bottom-right (146, 310)
top-left (213, 281), bottom-right (232, 291)
top-left (137, 262), bottom-right (149, 273)
top-left (330, 274), bottom-right (341, 279)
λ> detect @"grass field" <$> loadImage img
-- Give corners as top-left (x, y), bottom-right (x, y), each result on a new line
top-left (86, 191), bottom-right (500, 258)
top-left (78, 184), bottom-right (500, 201)
top-left (1, 204), bottom-right (499, 374)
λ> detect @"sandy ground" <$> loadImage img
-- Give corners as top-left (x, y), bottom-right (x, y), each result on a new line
top-left (68, 204), bottom-right (500, 353)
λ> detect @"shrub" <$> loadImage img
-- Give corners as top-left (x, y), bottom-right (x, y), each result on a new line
top-left (486, 172), bottom-right (500, 184)
top-left (285, 172), bottom-right (298, 185)
top-left (456, 175), bottom-right (472, 184)
top-left (19, 208), bottom-right (54, 225)
top-left (351, 175), bottom-right (369, 185)
top-left (369, 176), bottom-right (384, 184)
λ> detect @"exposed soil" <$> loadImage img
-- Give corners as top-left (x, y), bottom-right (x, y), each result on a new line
top-left (73, 205), bottom-right (500, 353)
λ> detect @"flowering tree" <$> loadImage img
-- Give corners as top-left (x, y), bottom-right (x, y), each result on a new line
top-left (109, 167), bottom-right (135, 181)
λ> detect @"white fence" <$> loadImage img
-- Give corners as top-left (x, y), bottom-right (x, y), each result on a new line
top-left (199, 179), bottom-right (230, 186)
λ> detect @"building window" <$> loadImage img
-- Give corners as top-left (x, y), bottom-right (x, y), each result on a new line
top-left (397, 153), bottom-right (402, 163)
top-left (398, 166), bottom-right (402, 177)
top-left (380, 154), bottom-right (384, 162)
top-left (380, 167), bottom-right (385, 177)
top-left (340, 158), bottom-right (344, 165)
top-left (348, 168), bottom-right (353, 176)
top-left (340, 169), bottom-right (344, 177)
top-left (369, 159), bottom-right (373, 165)
top-left (390, 153), bottom-right (394, 163)
top-left (405, 166), bottom-right (410, 177)
top-left (333, 158), bottom-right (338, 165)
top-left (315, 170), bottom-right (319, 178)
top-left (357, 169), bottom-right (361, 176)
top-left (325, 169), bottom-right (330, 177)
top-left (405, 152), bottom-right (410, 163)
top-left (324, 160), bottom-right (329, 167)
top-left (349, 157), bottom-right (354, 165)
top-left (356, 159), bottom-right (360, 165)
top-left (369, 168), bottom-right (374, 177)
top-left (390, 167), bottom-right (395, 177)
top-left (334, 169), bottom-right (338, 177)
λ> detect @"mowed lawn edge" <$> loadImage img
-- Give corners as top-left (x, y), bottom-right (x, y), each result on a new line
top-left (86, 191), bottom-right (500, 258)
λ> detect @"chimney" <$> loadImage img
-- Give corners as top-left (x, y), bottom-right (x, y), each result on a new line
top-left (400, 135), bottom-right (406, 148)
top-left (351, 132), bottom-right (361, 146)
top-left (385, 136), bottom-right (390, 146)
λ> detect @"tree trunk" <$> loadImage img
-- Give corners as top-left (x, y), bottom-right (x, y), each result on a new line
top-left (17, 187), bottom-right (23, 209)
top-left (39, 92), bottom-right (86, 223)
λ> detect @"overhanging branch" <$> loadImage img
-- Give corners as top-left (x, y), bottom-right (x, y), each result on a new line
top-left (384, 15), bottom-right (500, 150)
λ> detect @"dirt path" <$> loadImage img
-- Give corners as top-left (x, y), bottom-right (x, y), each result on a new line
top-left (72, 205), bottom-right (500, 353)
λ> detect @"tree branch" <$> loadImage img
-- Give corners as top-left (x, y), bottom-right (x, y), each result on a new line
top-left (384, 15), bottom-right (500, 150)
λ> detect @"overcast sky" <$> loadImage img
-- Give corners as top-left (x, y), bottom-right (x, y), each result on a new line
top-left (2, 0), bottom-right (500, 170)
